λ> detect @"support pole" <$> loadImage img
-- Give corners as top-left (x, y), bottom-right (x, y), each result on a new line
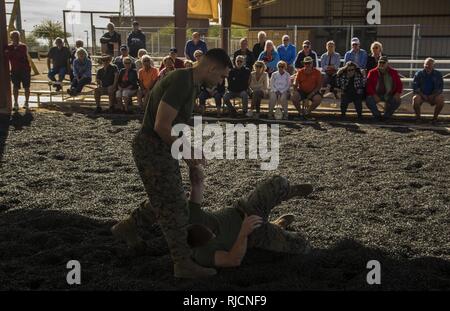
top-left (174, 0), bottom-right (187, 55)
top-left (221, 0), bottom-right (232, 53)
top-left (0, 0), bottom-right (12, 113)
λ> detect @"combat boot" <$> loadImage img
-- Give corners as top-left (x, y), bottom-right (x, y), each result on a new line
top-left (174, 258), bottom-right (217, 279)
top-left (271, 214), bottom-right (295, 229)
top-left (285, 184), bottom-right (313, 200)
top-left (111, 216), bottom-right (147, 253)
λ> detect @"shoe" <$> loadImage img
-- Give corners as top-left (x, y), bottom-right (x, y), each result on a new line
top-left (245, 110), bottom-right (253, 118)
top-left (95, 106), bottom-right (102, 113)
top-left (13, 104), bottom-right (19, 112)
top-left (285, 184), bottom-right (313, 200)
top-left (111, 217), bottom-right (146, 253)
top-left (174, 258), bottom-right (217, 279)
top-left (267, 113), bottom-right (274, 119)
top-left (282, 114), bottom-right (289, 120)
top-left (431, 118), bottom-right (439, 126)
top-left (271, 214), bottom-right (295, 229)
top-left (254, 112), bottom-right (260, 119)
top-left (56, 84), bottom-right (62, 92)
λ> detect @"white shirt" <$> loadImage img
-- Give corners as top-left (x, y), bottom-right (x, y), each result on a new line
top-left (270, 71), bottom-right (291, 93)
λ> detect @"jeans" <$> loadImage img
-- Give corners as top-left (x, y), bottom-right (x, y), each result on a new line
top-left (198, 90), bottom-right (223, 109)
top-left (223, 91), bottom-right (249, 113)
top-left (48, 67), bottom-right (67, 83)
top-left (251, 89), bottom-right (265, 113)
top-left (70, 77), bottom-right (92, 93)
top-left (366, 95), bottom-right (401, 119)
top-left (341, 94), bottom-right (363, 117)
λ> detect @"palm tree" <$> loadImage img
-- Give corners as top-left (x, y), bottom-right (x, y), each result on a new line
top-left (32, 19), bottom-right (70, 47)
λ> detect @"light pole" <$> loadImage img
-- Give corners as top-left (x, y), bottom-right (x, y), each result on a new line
top-left (84, 30), bottom-right (89, 54)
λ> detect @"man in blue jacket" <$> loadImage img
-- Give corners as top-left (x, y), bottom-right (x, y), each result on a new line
top-left (412, 57), bottom-right (445, 124)
top-left (277, 35), bottom-right (296, 75)
top-left (344, 37), bottom-right (368, 72)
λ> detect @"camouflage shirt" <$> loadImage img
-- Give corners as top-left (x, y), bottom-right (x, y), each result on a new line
top-left (188, 201), bottom-right (243, 267)
top-left (141, 68), bottom-right (200, 134)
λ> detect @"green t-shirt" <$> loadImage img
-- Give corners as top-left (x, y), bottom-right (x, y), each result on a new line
top-left (188, 201), bottom-right (243, 267)
top-left (142, 68), bottom-right (200, 134)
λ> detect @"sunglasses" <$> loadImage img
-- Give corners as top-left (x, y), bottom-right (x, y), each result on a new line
top-left (124, 62), bottom-right (131, 65)
top-left (303, 45), bottom-right (310, 48)
top-left (237, 60), bottom-right (244, 63)
top-left (378, 61), bottom-right (387, 65)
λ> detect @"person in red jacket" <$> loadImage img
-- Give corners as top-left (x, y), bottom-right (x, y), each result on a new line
top-left (365, 56), bottom-right (403, 120)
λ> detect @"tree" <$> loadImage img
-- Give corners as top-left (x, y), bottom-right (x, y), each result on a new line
top-left (24, 33), bottom-right (41, 52)
top-left (32, 19), bottom-right (70, 47)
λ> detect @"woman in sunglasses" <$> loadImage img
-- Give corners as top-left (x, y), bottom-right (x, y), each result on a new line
top-left (336, 61), bottom-right (366, 119)
top-left (116, 56), bottom-right (139, 113)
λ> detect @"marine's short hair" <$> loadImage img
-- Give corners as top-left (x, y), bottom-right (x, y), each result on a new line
top-left (204, 48), bottom-right (233, 68)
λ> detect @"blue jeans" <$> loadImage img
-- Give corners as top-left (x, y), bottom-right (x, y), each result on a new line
top-left (223, 91), bottom-right (249, 113)
top-left (48, 67), bottom-right (67, 83)
top-left (198, 90), bottom-right (223, 109)
top-left (366, 95), bottom-right (401, 119)
top-left (70, 77), bottom-right (92, 93)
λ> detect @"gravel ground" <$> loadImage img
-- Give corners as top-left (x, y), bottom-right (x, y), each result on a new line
top-left (0, 110), bottom-right (449, 290)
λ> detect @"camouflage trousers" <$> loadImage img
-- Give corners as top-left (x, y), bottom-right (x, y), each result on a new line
top-left (130, 130), bottom-right (191, 263)
top-left (236, 175), bottom-right (311, 255)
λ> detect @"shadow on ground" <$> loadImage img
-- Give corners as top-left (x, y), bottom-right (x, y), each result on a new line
top-left (0, 208), bottom-right (448, 291)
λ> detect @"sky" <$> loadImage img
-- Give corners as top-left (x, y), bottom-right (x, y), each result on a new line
top-left (17, 0), bottom-right (173, 44)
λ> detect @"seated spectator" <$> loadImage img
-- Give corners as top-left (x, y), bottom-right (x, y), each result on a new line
top-left (158, 56), bottom-right (175, 80)
top-left (127, 21), bottom-right (146, 58)
top-left (223, 55), bottom-right (251, 116)
top-left (269, 61), bottom-right (291, 120)
top-left (252, 31), bottom-right (267, 61)
top-left (249, 61), bottom-right (269, 119)
top-left (95, 55), bottom-right (118, 112)
top-left (70, 40), bottom-right (86, 81)
top-left (185, 32), bottom-right (208, 62)
top-left (336, 61), bottom-right (366, 119)
top-left (344, 37), bottom-right (368, 72)
top-left (194, 49), bottom-right (204, 64)
top-left (277, 35), bottom-right (296, 75)
top-left (100, 23), bottom-right (121, 56)
top-left (114, 45), bottom-right (136, 71)
top-left (291, 56), bottom-right (323, 119)
top-left (294, 40), bottom-right (318, 69)
top-left (116, 57), bottom-right (138, 113)
top-left (184, 60), bottom-right (194, 68)
top-left (137, 55), bottom-right (159, 110)
top-left (233, 37), bottom-right (256, 70)
top-left (198, 81), bottom-right (225, 116)
top-left (47, 37), bottom-right (71, 91)
top-left (67, 48), bottom-right (92, 96)
top-left (5, 30), bottom-right (31, 112)
top-left (160, 48), bottom-right (185, 70)
top-left (366, 41), bottom-right (384, 72)
top-left (320, 40), bottom-right (341, 98)
top-left (366, 56), bottom-right (403, 121)
top-left (135, 49), bottom-right (149, 71)
top-left (258, 40), bottom-right (280, 76)
top-left (412, 58), bottom-right (445, 124)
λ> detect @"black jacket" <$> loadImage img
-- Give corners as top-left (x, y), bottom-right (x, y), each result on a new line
top-left (127, 30), bottom-right (146, 58)
top-left (227, 67), bottom-right (251, 93)
top-left (118, 68), bottom-right (138, 89)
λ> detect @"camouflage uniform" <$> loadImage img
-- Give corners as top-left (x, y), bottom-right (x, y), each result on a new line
top-left (131, 130), bottom-right (191, 263)
top-left (235, 175), bottom-right (311, 254)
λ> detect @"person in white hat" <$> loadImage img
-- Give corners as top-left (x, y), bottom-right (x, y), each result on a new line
top-left (344, 37), bottom-right (368, 72)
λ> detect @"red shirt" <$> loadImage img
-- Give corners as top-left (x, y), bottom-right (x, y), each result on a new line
top-left (5, 43), bottom-right (30, 72)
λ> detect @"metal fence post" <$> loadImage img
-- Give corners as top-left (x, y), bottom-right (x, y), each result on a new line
top-left (410, 24), bottom-right (417, 78)
top-left (157, 29), bottom-right (160, 55)
top-left (294, 25), bottom-right (298, 50)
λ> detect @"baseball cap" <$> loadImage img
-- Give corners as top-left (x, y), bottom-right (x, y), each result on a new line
top-left (132, 21), bottom-right (139, 26)
top-left (169, 47), bottom-right (178, 53)
top-left (120, 44), bottom-right (128, 50)
top-left (351, 37), bottom-right (360, 45)
top-left (303, 40), bottom-right (311, 46)
top-left (378, 56), bottom-right (389, 63)
top-left (303, 56), bottom-right (313, 63)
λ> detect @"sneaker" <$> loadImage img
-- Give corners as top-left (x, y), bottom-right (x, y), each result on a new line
top-left (111, 217), bottom-right (147, 253)
top-left (254, 112), bottom-right (260, 119)
top-left (13, 105), bottom-right (19, 112)
top-left (271, 214), bottom-right (295, 229)
top-left (95, 106), bottom-right (102, 113)
top-left (245, 110), bottom-right (253, 118)
top-left (431, 118), bottom-right (439, 126)
top-left (174, 258), bottom-right (217, 279)
top-left (55, 84), bottom-right (62, 92)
